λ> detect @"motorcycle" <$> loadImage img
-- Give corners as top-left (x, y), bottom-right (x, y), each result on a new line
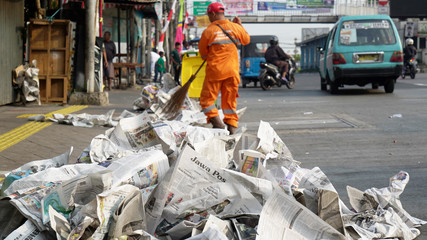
top-left (401, 57), bottom-right (417, 79)
top-left (258, 59), bottom-right (296, 91)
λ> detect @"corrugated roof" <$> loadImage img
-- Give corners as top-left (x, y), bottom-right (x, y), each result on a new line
top-left (296, 33), bottom-right (329, 46)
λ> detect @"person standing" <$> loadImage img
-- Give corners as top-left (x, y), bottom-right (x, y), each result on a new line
top-left (154, 51), bottom-right (165, 83)
top-left (198, 2), bottom-right (250, 134)
top-left (171, 42), bottom-right (182, 85)
top-left (182, 40), bottom-right (191, 51)
top-left (103, 32), bottom-right (116, 90)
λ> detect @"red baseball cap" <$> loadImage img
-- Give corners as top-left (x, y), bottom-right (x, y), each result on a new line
top-left (207, 2), bottom-right (225, 13)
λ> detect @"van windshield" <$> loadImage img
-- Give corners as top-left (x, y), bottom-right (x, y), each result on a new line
top-left (339, 19), bottom-right (396, 46)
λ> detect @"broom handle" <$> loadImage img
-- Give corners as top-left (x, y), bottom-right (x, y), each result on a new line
top-left (193, 60), bottom-right (207, 78)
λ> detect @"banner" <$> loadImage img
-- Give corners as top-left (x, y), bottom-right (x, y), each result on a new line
top-left (193, 1), bottom-right (211, 16)
top-left (154, 2), bottom-right (163, 21)
top-left (223, 0), bottom-right (253, 14)
top-left (158, 0), bottom-right (178, 51)
top-left (258, 2), bottom-right (287, 11)
top-left (175, 0), bottom-right (185, 51)
top-left (195, 15), bottom-right (211, 28)
top-left (296, 0), bottom-right (334, 8)
top-left (419, 21), bottom-right (427, 35)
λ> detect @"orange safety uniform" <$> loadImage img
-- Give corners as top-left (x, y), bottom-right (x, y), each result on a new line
top-left (199, 19), bottom-right (250, 128)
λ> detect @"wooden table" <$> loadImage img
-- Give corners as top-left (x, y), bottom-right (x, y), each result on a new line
top-left (112, 62), bottom-right (145, 88)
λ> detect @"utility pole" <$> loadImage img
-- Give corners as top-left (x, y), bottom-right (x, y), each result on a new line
top-left (294, 37), bottom-right (298, 56)
top-left (85, 0), bottom-right (96, 93)
top-left (146, 20), bottom-right (152, 78)
top-left (130, 8), bottom-right (136, 86)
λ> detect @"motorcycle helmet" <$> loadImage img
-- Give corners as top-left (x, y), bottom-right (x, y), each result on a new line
top-left (406, 38), bottom-right (414, 46)
top-left (270, 36), bottom-right (279, 46)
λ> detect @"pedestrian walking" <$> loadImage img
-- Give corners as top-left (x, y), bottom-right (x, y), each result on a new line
top-left (198, 2), bottom-right (250, 134)
top-left (154, 51), bottom-right (165, 83)
top-left (103, 31), bottom-right (116, 90)
top-left (171, 42), bottom-right (182, 86)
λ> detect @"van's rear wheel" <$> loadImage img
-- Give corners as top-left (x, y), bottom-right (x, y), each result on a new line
top-left (329, 81), bottom-right (339, 94)
top-left (321, 78), bottom-right (327, 91)
top-left (384, 79), bottom-right (395, 93)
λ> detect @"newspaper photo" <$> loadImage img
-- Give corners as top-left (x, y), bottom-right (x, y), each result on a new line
top-left (109, 112), bottom-right (160, 150)
top-left (4, 164), bottom-right (105, 196)
top-left (41, 170), bottom-right (113, 225)
top-left (162, 182), bottom-right (263, 225)
top-left (106, 150), bottom-right (169, 188)
top-left (9, 182), bottom-right (61, 230)
top-left (239, 150), bottom-right (265, 178)
top-left (1, 148), bottom-right (72, 196)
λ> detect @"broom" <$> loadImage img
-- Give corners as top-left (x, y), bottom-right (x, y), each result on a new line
top-left (162, 60), bottom-right (207, 119)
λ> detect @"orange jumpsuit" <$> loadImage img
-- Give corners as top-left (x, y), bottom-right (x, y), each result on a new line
top-left (199, 19), bottom-right (250, 128)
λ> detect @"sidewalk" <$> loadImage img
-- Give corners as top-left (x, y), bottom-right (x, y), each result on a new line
top-left (0, 88), bottom-right (141, 171)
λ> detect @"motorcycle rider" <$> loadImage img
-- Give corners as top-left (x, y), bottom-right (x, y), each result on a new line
top-left (403, 38), bottom-right (417, 65)
top-left (264, 36), bottom-right (292, 87)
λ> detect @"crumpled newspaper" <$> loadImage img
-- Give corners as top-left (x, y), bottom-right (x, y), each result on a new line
top-left (12, 60), bottom-right (41, 105)
top-left (1, 113), bottom-right (425, 240)
top-left (49, 109), bottom-right (116, 128)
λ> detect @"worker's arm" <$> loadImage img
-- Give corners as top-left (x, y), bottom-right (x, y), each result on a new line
top-left (232, 17), bottom-right (250, 46)
top-left (239, 28), bottom-right (250, 46)
top-left (199, 30), bottom-right (209, 60)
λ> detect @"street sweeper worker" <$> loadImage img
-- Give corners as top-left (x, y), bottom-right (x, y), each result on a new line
top-left (199, 2), bottom-right (250, 134)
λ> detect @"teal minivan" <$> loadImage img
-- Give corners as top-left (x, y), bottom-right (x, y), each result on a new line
top-left (319, 15), bottom-right (403, 94)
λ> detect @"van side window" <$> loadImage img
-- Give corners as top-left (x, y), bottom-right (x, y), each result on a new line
top-left (328, 27), bottom-right (337, 50)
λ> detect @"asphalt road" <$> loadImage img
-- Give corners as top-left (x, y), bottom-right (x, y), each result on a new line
top-left (238, 72), bottom-right (427, 237)
top-left (0, 72), bottom-right (426, 237)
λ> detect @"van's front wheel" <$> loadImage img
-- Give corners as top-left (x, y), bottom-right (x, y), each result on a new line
top-left (384, 79), bottom-right (395, 93)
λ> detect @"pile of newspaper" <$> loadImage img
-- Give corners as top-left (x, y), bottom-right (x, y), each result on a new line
top-left (12, 60), bottom-right (41, 105)
top-left (1, 98), bottom-right (426, 239)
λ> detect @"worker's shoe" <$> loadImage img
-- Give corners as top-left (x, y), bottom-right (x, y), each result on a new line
top-left (209, 116), bottom-right (225, 129)
top-left (226, 124), bottom-right (237, 135)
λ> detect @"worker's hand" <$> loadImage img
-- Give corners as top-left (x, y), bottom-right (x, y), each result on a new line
top-left (104, 61), bottom-right (108, 67)
top-left (232, 16), bottom-right (242, 25)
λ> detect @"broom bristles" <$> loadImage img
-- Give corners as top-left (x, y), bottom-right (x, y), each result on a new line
top-left (162, 76), bottom-right (195, 119)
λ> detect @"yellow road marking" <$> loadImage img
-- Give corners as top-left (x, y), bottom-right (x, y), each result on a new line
top-left (0, 105), bottom-right (88, 153)
top-left (0, 122), bottom-right (53, 152)
top-left (16, 114), bottom-right (40, 118)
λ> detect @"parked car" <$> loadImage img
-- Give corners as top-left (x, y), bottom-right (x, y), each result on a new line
top-left (318, 15), bottom-right (403, 94)
top-left (240, 35), bottom-right (275, 88)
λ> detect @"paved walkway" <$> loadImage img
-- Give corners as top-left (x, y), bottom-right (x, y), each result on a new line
top-left (0, 88), bottom-right (141, 172)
